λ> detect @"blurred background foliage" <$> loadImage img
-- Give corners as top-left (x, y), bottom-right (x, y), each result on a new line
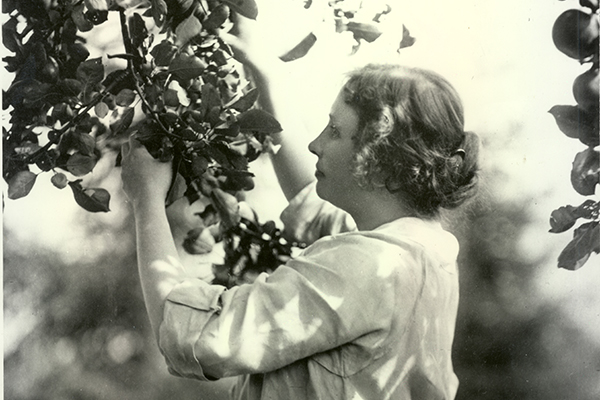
top-left (4, 0), bottom-right (600, 399)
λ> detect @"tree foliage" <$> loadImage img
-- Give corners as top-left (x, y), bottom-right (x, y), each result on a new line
top-left (548, 0), bottom-right (599, 270)
top-left (3, 0), bottom-right (411, 284)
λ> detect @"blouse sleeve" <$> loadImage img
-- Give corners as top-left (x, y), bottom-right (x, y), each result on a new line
top-left (157, 233), bottom-right (422, 381)
top-left (280, 181), bottom-right (356, 245)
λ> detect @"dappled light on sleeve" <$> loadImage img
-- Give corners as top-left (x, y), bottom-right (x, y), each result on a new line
top-left (158, 216), bottom-right (460, 398)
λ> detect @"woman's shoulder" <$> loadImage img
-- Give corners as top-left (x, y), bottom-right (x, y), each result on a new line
top-left (301, 217), bottom-right (459, 275)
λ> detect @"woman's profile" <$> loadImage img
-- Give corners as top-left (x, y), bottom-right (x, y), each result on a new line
top-left (120, 16), bottom-right (480, 400)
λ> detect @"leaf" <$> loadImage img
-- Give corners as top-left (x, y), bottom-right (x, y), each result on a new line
top-left (175, 14), bottom-right (202, 47)
top-left (558, 221), bottom-right (600, 270)
top-left (76, 132), bottom-right (96, 155)
top-left (549, 205), bottom-right (578, 233)
top-left (549, 200), bottom-right (600, 233)
top-left (84, 0), bottom-right (108, 12)
top-left (183, 227), bottom-right (216, 254)
top-left (222, 0), bottom-right (258, 20)
top-left (69, 180), bottom-right (111, 212)
top-left (164, 89), bottom-right (180, 107)
top-left (347, 21), bottom-right (382, 43)
top-left (84, 2), bottom-right (108, 25)
top-left (115, 88), bottom-right (136, 106)
top-left (199, 83), bottom-right (221, 117)
top-left (150, 0), bottom-right (167, 27)
top-left (110, 107), bottom-right (135, 135)
top-left (238, 109), bottom-right (282, 134)
top-left (150, 40), bottom-right (177, 66)
top-left (166, 0), bottom-right (194, 16)
top-left (66, 153), bottom-right (97, 176)
top-left (548, 105), bottom-right (599, 146)
top-left (51, 172), bottom-right (68, 189)
top-left (57, 79), bottom-right (84, 97)
top-left (168, 80), bottom-right (190, 106)
top-left (102, 69), bottom-right (135, 95)
top-left (76, 58), bottom-right (105, 88)
top-left (168, 53), bottom-right (207, 80)
top-left (191, 154), bottom-right (210, 176)
top-left (571, 148), bottom-right (600, 196)
top-left (211, 188), bottom-right (240, 229)
top-left (7, 171), bottom-right (37, 199)
top-left (95, 102), bottom-right (109, 118)
top-left (280, 33), bottom-right (317, 62)
top-left (399, 25), bottom-right (416, 49)
top-left (3, 16), bottom-right (19, 53)
top-left (129, 13), bottom-right (148, 49)
top-left (72, 4), bottom-right (94, 32)
top-left (203, 4), bottom-right (230, 30)
top-left (221, 170), bottom-right (254, 191)
top-left (35, 150), bottom-right (58, 172)
top-left (67, 42), bottom-right (90, 64)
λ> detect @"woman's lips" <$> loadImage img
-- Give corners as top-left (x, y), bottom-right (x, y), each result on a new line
top-left (315, 167), bottom-right (324, 179)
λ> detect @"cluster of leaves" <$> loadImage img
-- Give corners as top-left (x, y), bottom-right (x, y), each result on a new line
top-left (3, 0), bottom-right (409, 283)
top-left (2, 0), bottom-right (296, 280)
top-left (548, 0), bottom-right (599, 270)
top-left (330, 0), bottom-right (415, 53)
top-left (214, 216), bottom-right (305, 288)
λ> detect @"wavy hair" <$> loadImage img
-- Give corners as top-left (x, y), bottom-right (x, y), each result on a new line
top-left (343, 64), bottom-right (480, 217)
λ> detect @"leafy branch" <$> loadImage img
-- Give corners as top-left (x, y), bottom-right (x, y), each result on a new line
top-left (3, 0), bottom-right (412, 283)
top-left (548, 0), bottom-right (599, 270)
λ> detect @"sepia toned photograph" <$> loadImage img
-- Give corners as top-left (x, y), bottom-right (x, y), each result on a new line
top-left (3, 0), bottom-right (599, 399)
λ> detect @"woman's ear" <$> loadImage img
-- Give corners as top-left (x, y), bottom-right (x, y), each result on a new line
top-left (373, 107), bottom-right (394, 136)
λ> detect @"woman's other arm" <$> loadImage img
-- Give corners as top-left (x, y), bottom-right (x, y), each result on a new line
top-left (222, 15), bottom-right (317, 201)
top-left (121, 134), bottom-right (188, 340)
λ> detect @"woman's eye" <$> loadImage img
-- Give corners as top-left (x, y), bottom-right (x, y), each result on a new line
top-left (330, 124), bottom-right (340, 137)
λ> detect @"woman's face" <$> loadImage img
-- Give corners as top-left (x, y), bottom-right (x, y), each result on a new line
top-left (308, 89), bottom-right (363, 211)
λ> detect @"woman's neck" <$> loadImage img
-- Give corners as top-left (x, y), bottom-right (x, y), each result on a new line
top-left (345, 188), bottom-right (420, 231)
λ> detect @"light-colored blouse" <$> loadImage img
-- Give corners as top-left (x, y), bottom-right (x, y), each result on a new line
top-left (158, 183), bottom-right (461, 399)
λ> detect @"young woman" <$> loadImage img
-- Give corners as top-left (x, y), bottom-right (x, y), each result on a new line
top-left (120, 25), bottom-right (479, 400)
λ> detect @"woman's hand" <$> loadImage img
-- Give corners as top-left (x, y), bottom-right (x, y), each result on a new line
top-left (121, 132), bottom-right (173, 208)
top-left (220, 13), bottom-right (285, 87)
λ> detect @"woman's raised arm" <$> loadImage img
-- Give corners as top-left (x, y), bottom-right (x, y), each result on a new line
top-left (222, 15), bottom-right (317, 201)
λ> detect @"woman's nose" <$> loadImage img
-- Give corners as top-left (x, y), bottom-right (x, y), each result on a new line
top-left (308, 131), bottom-right (322, 156)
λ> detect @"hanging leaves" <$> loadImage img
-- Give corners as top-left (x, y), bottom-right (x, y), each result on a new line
top-left (151, 40), bottom-right (177, 66)
top-left (203, 4), bottom-right (230, 30)
top-left (570, 148), bottom-right (599, 196)
top-left (549, 200), bottom-right (600, 233)
top-left (238, 109), bottom-right (283, 134)
top-left (115, 89), bottom-right (136, 107)
top-left (548, 4), bottom-right (599, 271)
top-left (7, 171), bottom-right (37, 199)
top-left (65, 153), bottom-right (98, 176)
top-left (175, 14), bottom-right (202, 47)
top-left (221, 0), bottom-right (258, 20)
top-left (4, 0), bottom-right (392, 281)
top-left (69, 180), bottom-right (111, 212)
top-left (168, 53), bottom-right (207, 80)
top-left (129, 13), bottom-right (148, 49)
top-left (558, 222), bottom-right (600, 270)
top-left (548, 105), bottom-right (600, 146)
top-left (76, 58), bottom-right (105, 89)
top-left (211, 188), bottom-right (241, 230)
top-left (150, 0), bottom-right (168, 27)
top-left (280, 33), bottom-right (317, 62)
top-left (110, 107), bottom-right (135, 135)
top-left (183, 227), bottom-right (216, 254)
